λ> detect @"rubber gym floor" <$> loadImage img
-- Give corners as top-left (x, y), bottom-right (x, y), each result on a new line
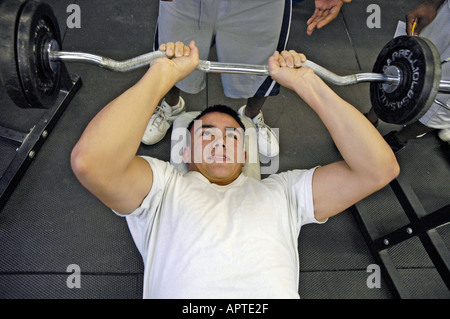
top-left (0, 0), bottom-right (449, 299)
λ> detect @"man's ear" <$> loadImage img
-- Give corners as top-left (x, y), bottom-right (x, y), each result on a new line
top-left (182, 146), bottom-right (191, 164)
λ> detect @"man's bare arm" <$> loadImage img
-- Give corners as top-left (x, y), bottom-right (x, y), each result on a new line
top-left (71, 42), bottom-right (199, 214)
top-left (269, 50), bottom-right (400, 222)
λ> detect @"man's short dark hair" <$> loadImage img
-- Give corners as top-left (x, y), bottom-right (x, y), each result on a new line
top-left (187, 104), bottom-right (246, 132)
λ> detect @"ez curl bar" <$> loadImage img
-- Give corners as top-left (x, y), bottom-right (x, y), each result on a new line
top-left (1, 0), bottom-right (449, 125)
top-left (48, 43), bottom-right (400, 85)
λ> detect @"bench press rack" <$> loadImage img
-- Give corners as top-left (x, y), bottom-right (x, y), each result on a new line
top-left (0, 66), bottom-right (81, 213)
top-left (351, 175), bottom-right (450, 298)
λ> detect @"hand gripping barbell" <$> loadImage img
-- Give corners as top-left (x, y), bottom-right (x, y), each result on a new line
top-left (1, 0), bottom-right (449, 125)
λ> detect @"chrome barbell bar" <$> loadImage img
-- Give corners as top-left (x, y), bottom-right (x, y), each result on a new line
top-left (48, 48), bottom-right (400, 86)
top-left (47, 42), bottom-right (450, 93)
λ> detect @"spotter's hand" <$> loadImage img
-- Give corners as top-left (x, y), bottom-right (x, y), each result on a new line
top-left (307, 0), bottom-right (352, 35)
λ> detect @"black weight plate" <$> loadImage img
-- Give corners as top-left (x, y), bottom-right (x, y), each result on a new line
top-left (370, 36), bottom-right (441, 125)
top-left (0, 0), bottom-right (29, 108)
top-left (16, 0), bottom-right (62, 109)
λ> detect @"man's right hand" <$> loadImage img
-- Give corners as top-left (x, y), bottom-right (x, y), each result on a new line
top-left (269, 50), bottom-right (323, 102)
top-left (151, 41), bottom-right (199, 85)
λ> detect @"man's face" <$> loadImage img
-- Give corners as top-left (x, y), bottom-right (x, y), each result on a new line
top-left (183, 112), bottom-right (246, 185)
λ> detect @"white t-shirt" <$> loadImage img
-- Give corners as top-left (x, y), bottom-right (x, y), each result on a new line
top-left (116, 156), bottom-right (323, 299)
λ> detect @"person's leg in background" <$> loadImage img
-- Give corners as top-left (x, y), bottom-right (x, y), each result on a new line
top-left (217, 0), bottom-right (292, 157)
top-left (142, 0), bottom-right (214, 145)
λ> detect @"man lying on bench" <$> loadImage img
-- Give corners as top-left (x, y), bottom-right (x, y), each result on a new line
top-left (71, 41), bottom-right (399, 299)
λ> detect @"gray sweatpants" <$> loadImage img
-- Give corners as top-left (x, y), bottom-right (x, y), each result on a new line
top-left (419, 0), bottom-right (450, 129)
top-left (155, 0), bottom-right (292, 99)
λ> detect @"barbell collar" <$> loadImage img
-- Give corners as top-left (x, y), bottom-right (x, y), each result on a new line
top-left (439, 80), bottom-right (450, 93)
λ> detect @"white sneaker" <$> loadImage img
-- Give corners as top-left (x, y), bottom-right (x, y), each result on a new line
top-left (142, 97), bottom-right (186, 145)
top-left (438, 128), bottom-right (450, 142)
top-left (238, 105), bottom-right (279, 157)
